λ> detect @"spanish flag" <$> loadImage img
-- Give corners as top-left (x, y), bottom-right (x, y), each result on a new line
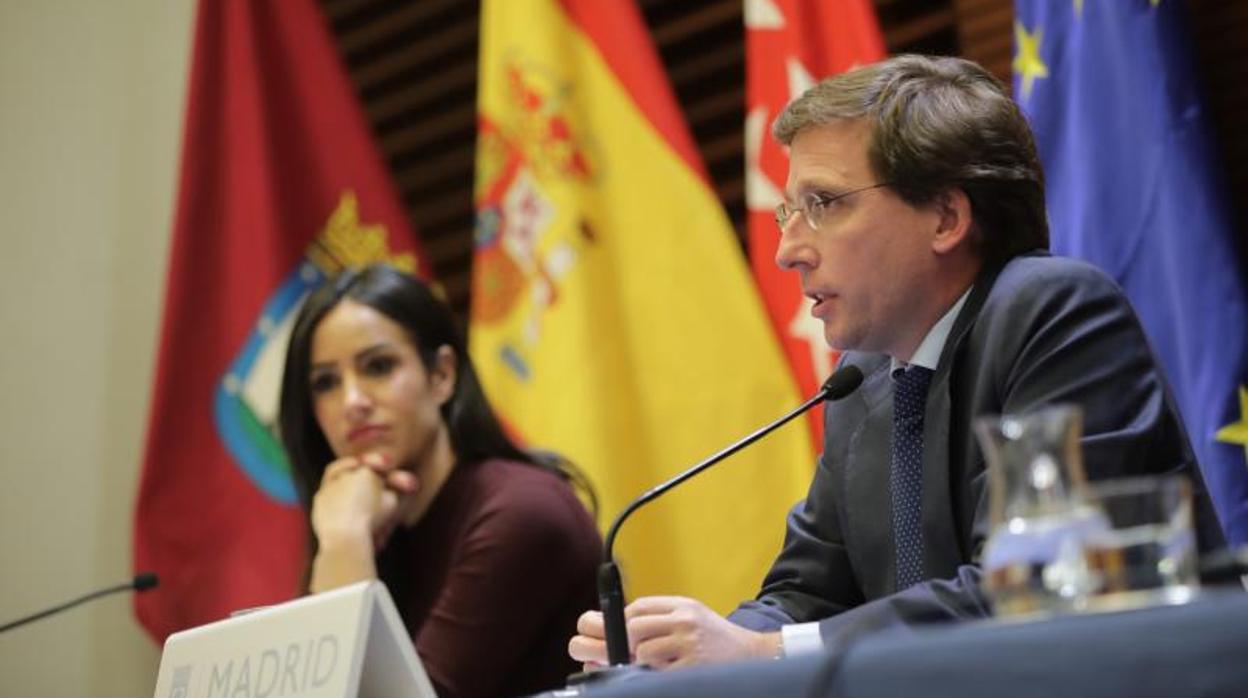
top-left (470, 0), bottom-right (814, 612)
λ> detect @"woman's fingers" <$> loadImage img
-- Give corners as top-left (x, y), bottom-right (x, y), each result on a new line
top-left (384, 469), bottom-right (420, 495)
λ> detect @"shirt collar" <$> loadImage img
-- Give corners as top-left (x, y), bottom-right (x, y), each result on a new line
top-left (890, 288), bottom-right (971, 375)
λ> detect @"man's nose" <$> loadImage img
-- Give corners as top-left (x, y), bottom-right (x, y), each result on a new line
top-left (775, 219), bottom-right (814, 271)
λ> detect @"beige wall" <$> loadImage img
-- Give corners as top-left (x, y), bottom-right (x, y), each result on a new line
top-left (0, 1), bottom-right (194, 695)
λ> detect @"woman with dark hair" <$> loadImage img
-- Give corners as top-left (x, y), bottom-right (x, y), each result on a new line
top-left (279, 264), bottom-right (600, 698)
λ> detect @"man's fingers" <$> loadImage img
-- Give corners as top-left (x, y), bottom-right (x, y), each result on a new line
top-left (624, 596), bottom-right (690, 619)
top-left (574, 595), bottom-right (757, 671)
top-left (567, 634), bottom-right (611, 665)
top-left (634, 635), bottom-right (683, 669)
top-left (626, 613), bottom-right (678, 649)
top-left (576, 610), bottom-right (605, 637)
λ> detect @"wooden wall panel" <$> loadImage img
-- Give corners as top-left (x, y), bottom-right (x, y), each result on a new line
top-left (323, 0), bottom-right (480, 311)
top-left (953, 0), bottom-right (1013, 83)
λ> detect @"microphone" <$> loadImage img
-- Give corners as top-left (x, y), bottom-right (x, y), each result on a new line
top-left (0, 572), bottom-right (159, 634)
top-left (598, 364), bottom-right (864, 668)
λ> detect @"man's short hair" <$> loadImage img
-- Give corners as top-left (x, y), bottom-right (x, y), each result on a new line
top-left (774, 54), bottom-right (1048, 265)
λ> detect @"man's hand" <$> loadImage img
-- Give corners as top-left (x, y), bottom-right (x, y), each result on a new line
top-left (569, 596), bottom-right (780, 671)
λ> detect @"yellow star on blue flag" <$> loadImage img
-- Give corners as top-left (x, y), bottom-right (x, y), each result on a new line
top-left (1012, 21), bottom-right (1049, 100)
top-left (1216, 387), bottom-right (1248, 463)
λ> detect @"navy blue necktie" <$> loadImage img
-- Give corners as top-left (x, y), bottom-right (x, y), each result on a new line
top-left (891, 366), bottom-right (933, 591)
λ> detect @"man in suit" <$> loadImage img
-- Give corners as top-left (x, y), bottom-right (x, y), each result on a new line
top-left (568, 54), bottom-right (1224, 669)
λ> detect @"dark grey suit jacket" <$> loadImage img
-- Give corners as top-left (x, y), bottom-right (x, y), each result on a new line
top-left (729, 253), bottom-right (1224, 648)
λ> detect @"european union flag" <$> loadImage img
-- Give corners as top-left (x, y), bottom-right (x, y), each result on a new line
top-left (1012, 0), bottom-right (1248, 543)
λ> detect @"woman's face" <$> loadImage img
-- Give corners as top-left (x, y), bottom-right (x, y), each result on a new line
top-left (308, 299), bottom-right (454, 472)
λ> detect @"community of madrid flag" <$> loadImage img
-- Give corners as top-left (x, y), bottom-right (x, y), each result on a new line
top-left (1012, 0), bottom-right (1248, 542)
top-left (745, 0), bottom-right (885, 451)
top-left (133, 0), bottom-right (428, 640)
top-left (470, 0), bottom-right (815, 611)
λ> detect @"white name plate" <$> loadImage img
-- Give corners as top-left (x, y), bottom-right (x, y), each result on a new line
top-left (151, 581), bottom-right (436, 698)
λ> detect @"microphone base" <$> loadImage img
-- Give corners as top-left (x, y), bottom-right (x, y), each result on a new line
top-left (564, 664), bottom-right (653, 692)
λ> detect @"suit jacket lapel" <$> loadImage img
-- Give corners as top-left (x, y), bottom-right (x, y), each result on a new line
top-left (920, 367), bottom-right (958, 574)
top-left (839, 356), bottom-right (895, 596)
top-left (919, 258), bottom-right (1008, 574)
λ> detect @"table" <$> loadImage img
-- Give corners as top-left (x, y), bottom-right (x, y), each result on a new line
top-left (564, 590), bottom-right (1248, 698)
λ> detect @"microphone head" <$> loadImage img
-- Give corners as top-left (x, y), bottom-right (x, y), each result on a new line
top-left (821, 365), bottom-right (864, 401)
top-left (133, 572), bottom-right (159, 592)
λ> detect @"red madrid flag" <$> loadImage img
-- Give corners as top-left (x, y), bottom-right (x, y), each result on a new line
top-left (745, 0), bottom-right (885, 449)
top-left (133, 0), bottom-right (428, 641)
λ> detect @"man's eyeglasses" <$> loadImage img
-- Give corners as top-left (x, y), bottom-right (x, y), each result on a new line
top-left (774, 182), bottom-right (892, 232)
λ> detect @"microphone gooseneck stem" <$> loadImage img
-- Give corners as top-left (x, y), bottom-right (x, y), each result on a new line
top-left (0, 574), bottom-right (159, 634)
top-left (598, 364), bottom-right (863, 667)
top-left (601, 386), bottom-right (831, 561)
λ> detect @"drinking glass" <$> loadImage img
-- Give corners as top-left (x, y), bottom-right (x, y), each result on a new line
top-left (1077, 475), bottom-right (1199, 611)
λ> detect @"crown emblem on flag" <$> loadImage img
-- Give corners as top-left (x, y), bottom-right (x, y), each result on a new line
top-left (307, 192), bottom-right (418, 275)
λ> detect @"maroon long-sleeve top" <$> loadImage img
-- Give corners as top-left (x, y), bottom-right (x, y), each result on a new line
top-left (374, 458), bottom-right (601, 697)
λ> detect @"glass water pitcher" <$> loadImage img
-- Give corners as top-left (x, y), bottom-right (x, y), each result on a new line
top-left (974, 405), bottom-right (1105, 616)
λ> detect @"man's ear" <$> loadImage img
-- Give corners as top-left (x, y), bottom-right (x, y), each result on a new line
top-left (931, 188), bottom-right (974, 255)
top-left (430, 345), bottom-right (458, 406)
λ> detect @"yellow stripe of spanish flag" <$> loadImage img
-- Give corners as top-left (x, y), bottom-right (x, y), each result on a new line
top-left (470, 0), bottom-right (815, 613)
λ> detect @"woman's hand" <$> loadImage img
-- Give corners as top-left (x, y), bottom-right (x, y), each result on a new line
top-left (308, 453), bottom-right (420, 592)
top-left (312, 453), bottom-right (418, 545)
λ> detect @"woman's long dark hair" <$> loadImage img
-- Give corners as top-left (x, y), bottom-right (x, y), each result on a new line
top-left (278, 264), bottom-right (592, 515)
